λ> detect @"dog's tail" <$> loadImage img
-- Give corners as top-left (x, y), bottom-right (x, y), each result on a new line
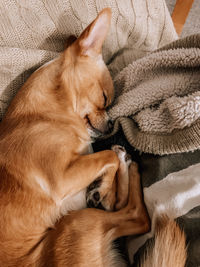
top-left (140, 216), bottom-right (187, 267)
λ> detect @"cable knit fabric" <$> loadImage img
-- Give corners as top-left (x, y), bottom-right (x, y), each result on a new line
top-left (107, 34), bottom-right (200, 155)
top-left (0, 0), bottom-right (177, 119)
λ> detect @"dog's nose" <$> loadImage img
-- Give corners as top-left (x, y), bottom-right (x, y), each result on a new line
top-left (107, 120), bottom-right (113, 132)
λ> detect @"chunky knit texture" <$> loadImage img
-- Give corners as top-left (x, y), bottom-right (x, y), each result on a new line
top-left (0, 0), bottom-right (177, 119)
top-left (107, 34), bottom-right (200, 155)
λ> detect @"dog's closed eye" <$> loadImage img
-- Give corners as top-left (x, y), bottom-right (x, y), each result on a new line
top-left (103, 92), bottom-right (107, 107)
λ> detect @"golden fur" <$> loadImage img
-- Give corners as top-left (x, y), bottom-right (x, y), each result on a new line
top-left (140, 217), bottom-right (187, 267)
top-left (0, 8), bottom-right (185, 267)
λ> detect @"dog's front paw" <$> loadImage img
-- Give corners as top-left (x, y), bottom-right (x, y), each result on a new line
top-left (86, 178), bottom-right (103, 208)
top-left (86, 185), bottom-right (116, 211)
top-left (111, 145), bottom-right (132, 166)
top-left (86, 145), bottom-right (132, 211)
top-left (86, 175), bottom-right (116, 211)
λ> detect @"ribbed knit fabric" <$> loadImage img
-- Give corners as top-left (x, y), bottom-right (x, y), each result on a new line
top-left (0, 0), bottom-right (177, 119)
top-left (107, 34), bottom-right (200, 155)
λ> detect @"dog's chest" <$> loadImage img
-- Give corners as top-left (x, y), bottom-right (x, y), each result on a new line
top-left (78, 141), bottom-right (93, 155)
top-left (60, 189), bottom-right (87, 215)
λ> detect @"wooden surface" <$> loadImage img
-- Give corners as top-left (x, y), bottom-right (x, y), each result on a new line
top-left (171, 0), bottom-right (194, 35)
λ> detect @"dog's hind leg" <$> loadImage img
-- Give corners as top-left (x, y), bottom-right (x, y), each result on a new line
top-left (111, 145), bottom-right (132, 210)
top-left (109, 162), bottom-right (150, 239)
top-left (41, 162), bottom-right (150, 267)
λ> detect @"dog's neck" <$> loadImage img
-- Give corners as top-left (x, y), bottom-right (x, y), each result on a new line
top-left (3, 58), bottom-right (92, 146)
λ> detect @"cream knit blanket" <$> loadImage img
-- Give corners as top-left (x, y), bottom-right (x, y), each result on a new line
top-left (0, 0), bottom-right (177, 119)
top-left (108, 34), bottom-right (200, 155)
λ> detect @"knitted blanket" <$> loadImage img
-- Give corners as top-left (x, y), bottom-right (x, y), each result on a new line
top-left (108, 34), bottom-right (200, 155)
top-left (0, 0), bottom-right (177, 119)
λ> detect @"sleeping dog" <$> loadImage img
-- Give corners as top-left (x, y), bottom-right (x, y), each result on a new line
top-left (0, 8), bottom-right (151, 266)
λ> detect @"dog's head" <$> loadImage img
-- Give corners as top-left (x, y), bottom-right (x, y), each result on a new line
top-left (61, 8), bottom-right (114, 137)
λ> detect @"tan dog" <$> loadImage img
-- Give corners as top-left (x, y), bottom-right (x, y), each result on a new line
top-left (0, 8), bottom-right (186, 267)
top-left (0, 8), bottom-right (150, 266)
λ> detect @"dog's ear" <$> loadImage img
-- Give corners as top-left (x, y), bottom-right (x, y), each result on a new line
top-left (75, 8), bottom-right (111, 57)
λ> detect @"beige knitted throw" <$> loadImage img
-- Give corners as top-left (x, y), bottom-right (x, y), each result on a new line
top-left (107, 34), bottom-right (200, 155)
top-left (0, 0), bottom-right (177, 119)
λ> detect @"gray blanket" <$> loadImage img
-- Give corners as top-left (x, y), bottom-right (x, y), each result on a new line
top-left (107, 34), bottom-right (200, 155)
